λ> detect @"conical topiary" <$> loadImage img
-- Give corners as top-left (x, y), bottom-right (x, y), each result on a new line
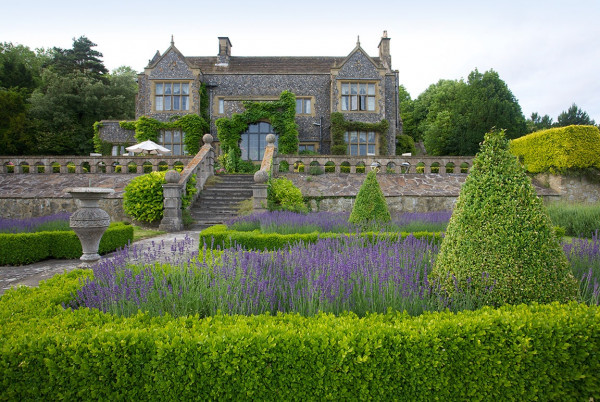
top-left (431, 129), bottom-right (578, 306)
top-left (348, 169), bottom-right (391, 228)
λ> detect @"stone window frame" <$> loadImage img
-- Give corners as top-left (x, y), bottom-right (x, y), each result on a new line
top-left (157, 129), bottom-right (187, 156)
top-left (344, 130), bottom-right (379, 156)
top-left (153, 81), bottom-right (192, 112)
top-left (298, 142), bottom-right (319, 153)
top-left (338, 81), bottom-right (378, 113)
top-left (295, 97), bottom-right (314, 116)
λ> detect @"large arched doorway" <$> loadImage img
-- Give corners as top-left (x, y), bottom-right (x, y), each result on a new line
top-left (240, 122), bottom-right (277, 161)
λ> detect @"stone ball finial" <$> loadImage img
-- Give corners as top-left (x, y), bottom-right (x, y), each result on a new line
top-left (202, 134), bottom-right (213, 144)
top-left (165, 169), bottom-right (180, 183)
top-left (254, 169), bottom-right (269, 184)
top-left (266, 134), bottom-right (276, 145)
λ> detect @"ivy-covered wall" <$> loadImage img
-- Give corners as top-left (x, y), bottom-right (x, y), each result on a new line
top-left (330, 112), bottom-right (389, 155)
top-left (215, 91), bottom-right (299, 160)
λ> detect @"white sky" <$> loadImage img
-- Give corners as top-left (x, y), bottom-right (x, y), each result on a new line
top-left (3, 0), bottom-right (599, 122)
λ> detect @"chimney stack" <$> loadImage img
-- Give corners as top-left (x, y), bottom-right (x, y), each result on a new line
top-left (217, 37), bottom-right (232, 66)
top-left (378, 30), bottom-right (391, 70)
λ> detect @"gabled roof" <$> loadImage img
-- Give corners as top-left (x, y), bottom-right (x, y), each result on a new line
top-left (147, 43), bottom-right (194, 70)
top-left (185, 55), bottom-right (384, 74)
top-left (336, 44), bottom-right (382, 71)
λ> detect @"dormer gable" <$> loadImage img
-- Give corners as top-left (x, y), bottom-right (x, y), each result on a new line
top-left (148, 40), bottom-right (195, 80)
top-left (335, 41), bottom-right (381, 80)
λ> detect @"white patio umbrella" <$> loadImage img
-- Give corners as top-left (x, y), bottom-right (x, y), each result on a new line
top-left (126, 140), bottom-right (171, 155)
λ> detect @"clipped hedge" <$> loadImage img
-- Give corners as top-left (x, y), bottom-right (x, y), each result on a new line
top-left (200, 224), bottom-right (442, 250)
top-left (0, 223), bottom-right (134, 265)
top-left (510, 125), bottom-right (600, 173)
top-left (0, 271), bottom-right (598, 400)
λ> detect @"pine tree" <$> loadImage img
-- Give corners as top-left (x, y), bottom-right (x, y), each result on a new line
top-left (431, 129), bottom-right (578, 306)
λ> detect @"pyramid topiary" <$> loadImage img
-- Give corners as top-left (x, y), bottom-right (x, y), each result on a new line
top-left (431, 129), bottom-right (578, 306)
top-left (348, 169), bottom-right (391, 228)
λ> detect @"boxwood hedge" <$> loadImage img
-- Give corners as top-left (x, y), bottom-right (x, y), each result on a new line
top-left (0, 222), bottom-right (134, 265)
top-left (199, 224), bottom-right (443, 250)
top-left (0, 271), bottom-right (598, 400)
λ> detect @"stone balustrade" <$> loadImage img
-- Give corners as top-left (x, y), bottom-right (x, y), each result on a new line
top-left (0, 156), bottom-right (194, 175)
top-left (274, 155), bottom-right (474, 175)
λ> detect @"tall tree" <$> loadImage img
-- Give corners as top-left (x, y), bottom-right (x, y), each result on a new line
top-left (415, 69), bottom-right (526, 155)
top-left (50, 36), bottom-right (108, 81)
top-left (0, 42), bottom-right (47, 92)
top-left (555, 103), bottom-right (596, 127)
top-left (526, 112), bottom-right (553, 132)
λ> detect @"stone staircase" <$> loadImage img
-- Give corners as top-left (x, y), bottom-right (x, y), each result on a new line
top-left (189, 174), bottom-right (255, 230)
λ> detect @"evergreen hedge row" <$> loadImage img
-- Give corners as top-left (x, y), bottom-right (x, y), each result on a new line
top-left (510, 125), bottom-right (600, 173)
top-left (0, 271), bottom-right (598, 400)
top-left (0, 223), bottom-right (134, 265)
top-left (199, 224), bottom-right (443, 250)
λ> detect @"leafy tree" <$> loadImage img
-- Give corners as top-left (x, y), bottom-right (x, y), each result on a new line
top-left (431, 129), bottom-right (578, 306)
top-left (526, 112), bottom-right (553, 132)
top-left (555, 103), bottom-right (596, 127)
top-left (412, 69), bottom-right (526, 155)
top-left (0, 88), bottom-right (33, 155)
top-left (0, 42), bottom-right (47, 92)
top-left (398, 85), bottom-right (418, 141)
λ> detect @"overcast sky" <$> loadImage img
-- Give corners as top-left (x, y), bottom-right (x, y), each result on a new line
top-left (3, 0), bottom-right (599, 122)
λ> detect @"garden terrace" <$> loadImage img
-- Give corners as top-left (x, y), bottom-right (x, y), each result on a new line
top-left (274, 155), bottom-right (474, 174)
top-left (0, 155), bottom-right (193, 175)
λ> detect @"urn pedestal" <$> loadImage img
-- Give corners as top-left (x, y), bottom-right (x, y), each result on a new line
top-left (66, 187), bottom-right (115, 267)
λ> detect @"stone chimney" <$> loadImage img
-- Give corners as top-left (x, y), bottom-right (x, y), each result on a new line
top-left (217, 37), bottom-right (232, 66)
top-left (378, 30), bottom-right (391, 70)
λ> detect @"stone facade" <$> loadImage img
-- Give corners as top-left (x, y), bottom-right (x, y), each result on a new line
top-left (99, 32), bottom-right (401, 157)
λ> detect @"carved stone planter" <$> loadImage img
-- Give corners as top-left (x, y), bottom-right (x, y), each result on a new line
top-left (66, 187), bottom-right (115, 267)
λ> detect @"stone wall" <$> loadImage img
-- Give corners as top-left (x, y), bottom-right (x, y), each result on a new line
top-left (0, 197), bottom-right (128, 222)
top-left (534, 173), bottom-right (600, 204)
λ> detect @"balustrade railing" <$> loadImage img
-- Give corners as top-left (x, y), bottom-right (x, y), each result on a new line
top-left (274, 155), bottom-right (474, 175)
top-left (0, 156), bottom-right (194, 175)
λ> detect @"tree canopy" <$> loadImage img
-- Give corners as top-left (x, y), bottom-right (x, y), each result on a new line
top-left (400, 69), bottom-right (527, 156)
top-left (0, 37), bottom-right (136, 155)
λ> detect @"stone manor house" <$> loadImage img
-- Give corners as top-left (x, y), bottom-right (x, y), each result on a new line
top-left (99, 32), bottom-right (401, 160)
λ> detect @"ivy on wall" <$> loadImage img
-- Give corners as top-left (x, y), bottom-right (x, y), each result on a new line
top-left (330, 112), bottom-right (389, 155)
top-left (94, 85), bottom-right (210, 155)
top-left (215, 91), bottom-right (299, 168)
top-left (92, 122), bottom-right (113, 155)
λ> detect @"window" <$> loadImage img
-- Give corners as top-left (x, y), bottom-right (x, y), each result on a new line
top-left (298, 144), bottom-right (317, 153)
top-left (218, 99), bottom-right (225, 114)
top-left (345, 131), bottom-right (377, 155)
top-left (295, 98), bottom-right (312, 115)
top-left (158, 130), bottom-right (186, 155)
top-left (340, 82), bottom-right (376, 111)
top-left (112, 145), bottom-right (126, 156)
top-left (240, 122), bottom-right (277, 161)
top-left (155, 82), bottom-right (190, 111)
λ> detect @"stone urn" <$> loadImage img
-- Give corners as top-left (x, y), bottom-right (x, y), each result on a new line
top-left (66, 187), bottom-right (115, 267)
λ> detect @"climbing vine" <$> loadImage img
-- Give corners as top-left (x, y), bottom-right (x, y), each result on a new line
top-left (330, 112), bottom-right (389, 155)
top-left (215, 91), bottom-right (299, 172)
top-left (92, 122), bottom-right (112, 155)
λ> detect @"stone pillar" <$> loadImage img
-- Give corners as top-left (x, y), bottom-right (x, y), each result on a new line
top-left (252, 170), bottom-right (269, 213)
top-left (159, 169), bottom-right (183, 232)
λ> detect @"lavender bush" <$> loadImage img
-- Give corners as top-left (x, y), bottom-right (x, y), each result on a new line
top-left (227, 210), bottom-right (451, 234)
top-left (564, 233), bottom-right (600, 305)
top-left (0, 212), bottom-right (71, 234)
top-left (66, 234), bottom-right (492, 318)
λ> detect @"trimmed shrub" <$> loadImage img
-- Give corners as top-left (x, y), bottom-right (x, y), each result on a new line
top-left (510, 125), bottom-right (600, 174)
top-left (123, 171), bottom-right (197, 223)
top-left (0, 275), bottom-right (598, 400)
top-left (267, 177), bottom-right (307, 213)
top-left (432, 129), bottom-right (578, 306)
top-left (0, 223), bottom-right (133, 265)
top-left (199, 224), bottom-right (442, 251)
top-left (348, 170), bottom-right (391, 227)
